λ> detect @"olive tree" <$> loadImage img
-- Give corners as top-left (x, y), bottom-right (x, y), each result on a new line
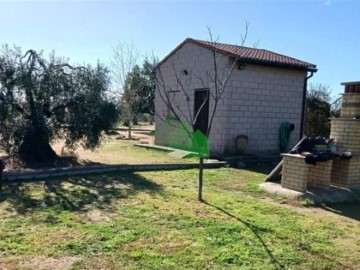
top-left (0, 45), bottom-right (118, 162)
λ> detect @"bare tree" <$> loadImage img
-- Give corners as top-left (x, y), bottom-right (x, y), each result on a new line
top-left (111, 44), bottom-right (158, 139)
top-left (111, 42), bottom-right (140, 139)
top-left (111, 42), bottom-right (140, 91)
top-left (155, 25), bottom-right (249, 201)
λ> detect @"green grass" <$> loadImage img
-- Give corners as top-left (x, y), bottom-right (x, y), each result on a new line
top-left (0, 168), bottom-right (359, 269)
top-left (52, 138), bottom-right (198, 166)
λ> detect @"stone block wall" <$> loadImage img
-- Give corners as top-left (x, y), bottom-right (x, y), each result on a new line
top-left (331, 157), bottom-right (360, 189)
top-left (281, 154), bottom-right (308, 192)
top-left (224, 65), bottom-right (306, 154)
top-left (329, 82), bottom-right (360, 189)
top-left (340, 94), bottom-right (360, 117)
top-left (282, 154), bottom-right (333, 191)
top-left (330, 119), bottom-right (360, 154)
top-left (308, 160), bottom-right (332, 189)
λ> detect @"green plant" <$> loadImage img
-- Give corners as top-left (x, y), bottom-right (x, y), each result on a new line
top-left (300, 197), bottom-right (316, 207)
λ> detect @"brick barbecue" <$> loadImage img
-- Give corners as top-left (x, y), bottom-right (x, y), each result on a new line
top-left (330, 81), bottom-right (360, 189)
top-left (281, 81), bottom-right (360, 191)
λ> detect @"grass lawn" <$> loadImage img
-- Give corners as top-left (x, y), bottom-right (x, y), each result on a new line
top-left (0, 167), bottom-right (359, 269)
top-left (1, 136), bottom-right (196, 171)
top-left (52, 138), bottom-right (196, 165)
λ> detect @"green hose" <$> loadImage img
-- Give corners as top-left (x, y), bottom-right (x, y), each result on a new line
top-left (279, 122), bottom-right (294, 152)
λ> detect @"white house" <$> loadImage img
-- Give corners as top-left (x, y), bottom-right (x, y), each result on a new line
top-left (154, 38), bottom-right (317, 157)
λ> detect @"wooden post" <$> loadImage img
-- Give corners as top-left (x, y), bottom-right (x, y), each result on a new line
top-left (0, 159), bottom-right (4, 191)
top-left (198, 157), bottom-right (204, 201)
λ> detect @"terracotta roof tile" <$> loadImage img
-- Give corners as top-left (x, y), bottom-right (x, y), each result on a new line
top-left (191, 39), bottom-right (316, 70)
top-left (157, 38), bottom-right (317, 71)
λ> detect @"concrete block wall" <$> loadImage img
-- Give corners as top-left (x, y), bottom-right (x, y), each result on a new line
top-left (330, 119), bottom-right (360, 154)
top-left (331, 157), bottom-right (360, 189)
top-left (329, 89), bottom-right (360, 189)
top-left (340, 94), bottom-right (360, 117)
top-left (282, 154), bottom-right (333, 191)
top-left (155, 42), bottom-right (231, 155)
top-left (223, 65), bottom-right (306, 154)
top-left (281, 154), bottom-right (308, 192)
top-left (155, 42), bottom-right (307, 156)
top-left (308, 160), bottom-right (332, 189)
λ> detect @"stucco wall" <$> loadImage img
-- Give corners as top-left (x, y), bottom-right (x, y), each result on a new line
top-left (155, 42), bottom-right (307, 156)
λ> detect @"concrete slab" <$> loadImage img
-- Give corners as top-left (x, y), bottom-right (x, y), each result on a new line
top-left (259, 182), bottom-right (304, 199)
top-left (134, 143), bottom-right (177, 152)
top-left (168, 150), bottom-right (197, 159)
top-left (259, 182), bottom-right (360, 203)
top-left (134, 143), bottom-right (198, 159)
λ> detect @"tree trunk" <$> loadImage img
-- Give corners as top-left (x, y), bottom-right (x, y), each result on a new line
top-left (0, 159), bottom-right (4, 191)
top-left (19, 124), bottom-right (57, 162)
top-left (198, 157), bottom-right (204, 201)
top-left (128, 115), bottom-right (132, 139)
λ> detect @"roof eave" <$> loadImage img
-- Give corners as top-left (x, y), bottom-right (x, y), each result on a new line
top-left (237, 58), bottom-right (317, 72)
top-left (154, 38), bottom-right (193, 70)
top-left (155, 38), bottom-right (318, 73)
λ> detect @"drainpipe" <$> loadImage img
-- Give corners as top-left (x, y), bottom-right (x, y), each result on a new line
top-left (300, 71), bottom-right (315, 140)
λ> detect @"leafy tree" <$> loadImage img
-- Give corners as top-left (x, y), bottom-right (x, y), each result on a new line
top-left (120, 65), bottom-right (143, 138)
top-left (304, 83), bottom-right (332, 138)
top-left (111, 42), bottom-right (157, 138)
top-left (0, 45), bottom-right (118, 162)
top-left (138, 58), bottom-right (157, 114)
top-left (119, 59), bottom-right (157, 138)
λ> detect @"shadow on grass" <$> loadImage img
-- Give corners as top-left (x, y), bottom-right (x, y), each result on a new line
top-left (203, 200), bottom-right (285, 270)
top-left (243, 164), bottom-right (276, 175)
top-left (322, 202), bottom-right (360, 221)
top-left (24, 156), bottom-right (106, 170)
top-left (0, 172), bottom-right (162, 214)
top-left (1, 154), bottom-right (107, 171)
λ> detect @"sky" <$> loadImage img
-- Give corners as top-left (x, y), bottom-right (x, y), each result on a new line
top-left (0, 0), bottom-right (359, 98)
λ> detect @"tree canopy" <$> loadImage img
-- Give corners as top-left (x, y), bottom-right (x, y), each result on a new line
top-left (0, 45), bottom-right (118, 162)
top-left (304, 84), bottom-right (333, 138)
top-left (122, 59), bottom-right (156, 116)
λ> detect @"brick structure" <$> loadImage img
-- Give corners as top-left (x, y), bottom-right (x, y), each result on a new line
top-left (308, 160), bottom-right (333, 188)
top-left (281, 81), bottom-right (360, 192)
top-left (330, 81), bottom-right (360, 189)
top-left (155, 38), bottom-right (317, 156)
top-left (281, 154), bottom-right (308, 191)
top-left (281, 154), bottom-right (332, 191)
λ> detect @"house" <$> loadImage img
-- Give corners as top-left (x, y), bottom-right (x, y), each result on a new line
top-left (154, 38), bottom-right (317, 157)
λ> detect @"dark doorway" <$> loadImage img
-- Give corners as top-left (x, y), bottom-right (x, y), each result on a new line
top-left (194, 89), bottom-right (210, 135)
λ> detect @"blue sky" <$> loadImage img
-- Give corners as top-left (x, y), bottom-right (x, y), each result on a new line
top-left (1, 0), bottom-right (359, 97)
